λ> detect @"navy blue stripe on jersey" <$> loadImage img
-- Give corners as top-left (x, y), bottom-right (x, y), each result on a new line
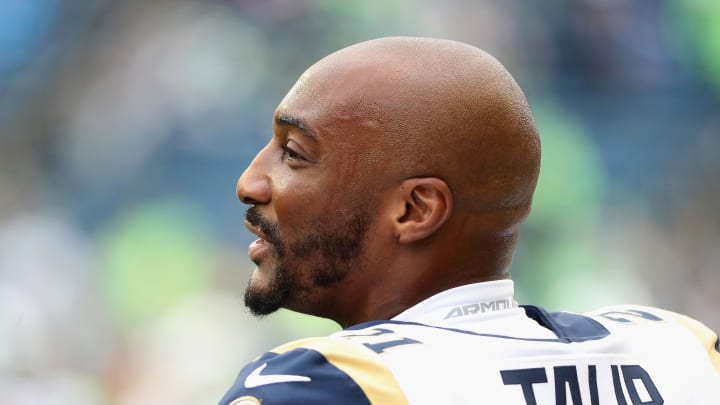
top-left (345, 308), bottom-right (609, 344)
top-left (218, 349), bottom-right (372, 405)
top-left (344, 319), bottom-right (554, 342)
top-left (521, 305), bottom-right (610, 342)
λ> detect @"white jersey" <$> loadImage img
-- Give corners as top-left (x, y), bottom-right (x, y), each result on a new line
top-left (219, 281), bottom-right (720, 404)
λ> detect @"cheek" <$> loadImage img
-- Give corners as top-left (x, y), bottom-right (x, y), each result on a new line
top-left (269, 156), bottom-right (371, 222)
top-left (271, 176), bottom-right (327, 234)
top-left (271, 169), bottom-right (292, 194)
top-left (273, 169), bottom-right (339, 207)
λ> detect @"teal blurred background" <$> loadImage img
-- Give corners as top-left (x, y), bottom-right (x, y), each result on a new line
top-left (1, 0), bottom-right (719, 403)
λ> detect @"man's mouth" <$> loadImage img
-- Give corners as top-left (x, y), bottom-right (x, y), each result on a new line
top-left (245, 220), bottom-right (272, 262)
top-left (248, 237), bottom-right (271, 262)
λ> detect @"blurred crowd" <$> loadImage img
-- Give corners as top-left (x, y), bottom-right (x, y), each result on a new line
top-left (1, 0), bottom-right (718, 404)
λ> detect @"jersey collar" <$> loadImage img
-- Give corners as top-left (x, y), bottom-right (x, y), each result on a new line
top-left (391, 280), bottom-right (518, 326)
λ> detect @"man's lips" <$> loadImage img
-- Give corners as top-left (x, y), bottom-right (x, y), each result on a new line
top-left (245, 220), bottom-right (271, 262)
top-left (244, 219), bottom-right (267, 241)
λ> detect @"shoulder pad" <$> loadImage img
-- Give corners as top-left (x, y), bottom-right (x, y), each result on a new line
top-left (218, 337), bottom-right (409, 405)
top-left (589, 305), bottom-right (720, 374)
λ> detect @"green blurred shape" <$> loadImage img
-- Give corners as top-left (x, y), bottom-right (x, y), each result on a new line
top-left (100, 200), bottom-right (212, 326)
top-left (667, 0), bottom-right (720, 91)
top-left (272, 309), bottom-right (341, 341)
top-left (311, 0), bottom-right (415, 46)
top-left (512, 102), bottom-right (608, 309)
top-left (527, 103), bottom-right (606, 226)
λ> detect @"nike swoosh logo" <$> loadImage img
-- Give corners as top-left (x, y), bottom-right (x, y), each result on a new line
top-left (244, 363), bottom-right (312, 388)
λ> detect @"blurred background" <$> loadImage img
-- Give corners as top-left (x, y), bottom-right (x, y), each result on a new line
top-left (1, 0), bottom-right (718, 403)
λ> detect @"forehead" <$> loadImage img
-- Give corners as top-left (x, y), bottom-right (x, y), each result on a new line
top-left (273, 69), bottom-right (386, 144)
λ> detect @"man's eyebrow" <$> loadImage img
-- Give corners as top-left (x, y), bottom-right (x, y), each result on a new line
top-left (275, 113), bottom-right (317, 140)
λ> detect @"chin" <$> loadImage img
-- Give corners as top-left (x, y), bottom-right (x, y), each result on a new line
top-left (244, 283), bottom-right (285, 317)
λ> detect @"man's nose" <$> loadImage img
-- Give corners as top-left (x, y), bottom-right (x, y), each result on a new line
top-left (236, 144), bottom-right (272, 205)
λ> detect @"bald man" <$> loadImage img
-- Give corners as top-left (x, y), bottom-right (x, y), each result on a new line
top-left (220, 37), bottom-right (720, 404)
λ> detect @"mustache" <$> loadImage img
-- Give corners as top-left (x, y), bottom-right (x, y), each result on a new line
top-left (245, 207), bottom-right (282, 248)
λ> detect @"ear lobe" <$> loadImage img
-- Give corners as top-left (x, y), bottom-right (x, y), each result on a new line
top-left (395, 178), bottom-right (453, 244)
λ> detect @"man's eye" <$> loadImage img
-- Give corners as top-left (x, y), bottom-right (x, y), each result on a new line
top-left (281, 144), bottom-right (304, 161)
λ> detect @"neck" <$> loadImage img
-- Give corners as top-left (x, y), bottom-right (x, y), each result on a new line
top-left (328, 252), bottom-right (512, 328)
top-left (289, 230), bottom-right (518, 328)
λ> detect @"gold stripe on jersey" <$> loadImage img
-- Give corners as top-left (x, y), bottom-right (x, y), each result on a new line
top-left (272, 337), bottom-right (410, 405)
top-left (662, 310), bottom-right (720, 375)
top-left (229, 396), bottom-right (261, 405)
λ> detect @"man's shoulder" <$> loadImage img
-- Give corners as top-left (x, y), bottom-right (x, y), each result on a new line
top-left (217, 335), bottom-right (409, 405)
top-left (584, 304), bottom-right (720, 372)
top-left (584, 304), bottom-right (715, 336)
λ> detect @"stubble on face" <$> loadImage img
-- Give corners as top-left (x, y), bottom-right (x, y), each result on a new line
top-left (243, 205), bottom-right (372, 317)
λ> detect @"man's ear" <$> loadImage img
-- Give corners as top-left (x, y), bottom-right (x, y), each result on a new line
top-left (393, 177), bottom-right (453, 244)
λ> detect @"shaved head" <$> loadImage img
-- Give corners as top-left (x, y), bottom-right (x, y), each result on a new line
top-left (238, 37), bottom-right (541, 325)
top-left (282, 36), bottom-right (540, 238)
